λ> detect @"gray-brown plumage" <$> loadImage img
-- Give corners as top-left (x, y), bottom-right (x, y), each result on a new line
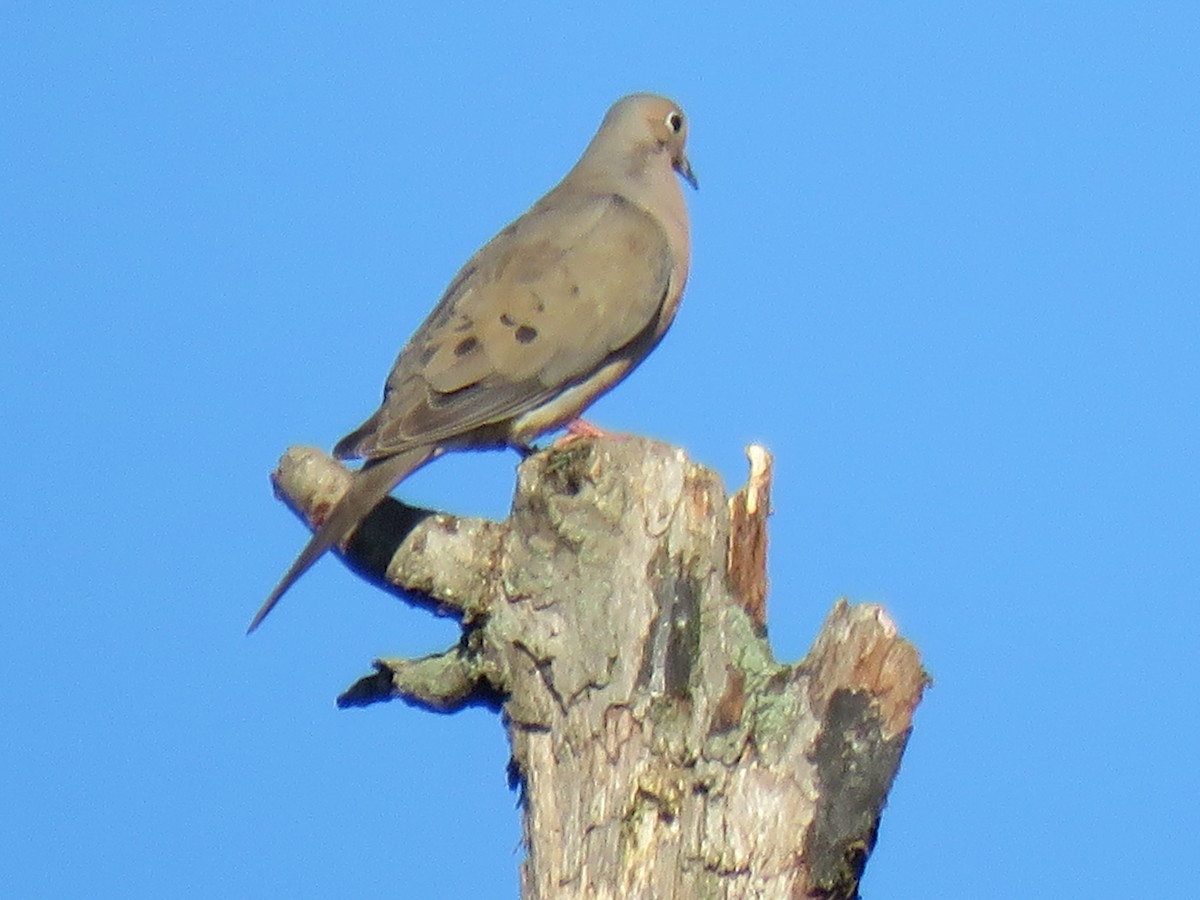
top-left (248, 93), bottom-right (696, 633)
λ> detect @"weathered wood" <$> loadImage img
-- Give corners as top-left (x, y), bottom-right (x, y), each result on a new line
top-left (270, 437), bottom-right (927, 899)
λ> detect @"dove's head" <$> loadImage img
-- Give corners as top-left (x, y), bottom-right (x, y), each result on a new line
top-left (584, 93), bottom-right (698, 192)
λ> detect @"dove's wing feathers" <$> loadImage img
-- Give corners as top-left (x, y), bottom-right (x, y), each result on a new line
top-left (339, 192), bottom-right (674, 461)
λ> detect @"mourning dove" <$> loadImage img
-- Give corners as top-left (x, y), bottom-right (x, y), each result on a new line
top-left (248, 93), bottom-right (696, 633)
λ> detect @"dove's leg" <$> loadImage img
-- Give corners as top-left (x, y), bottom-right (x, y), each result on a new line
top-left (550, 418), bottom-right (632, 447)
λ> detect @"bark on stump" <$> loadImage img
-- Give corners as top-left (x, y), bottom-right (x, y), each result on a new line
top-left (270, 436), bottom-right (928, 900)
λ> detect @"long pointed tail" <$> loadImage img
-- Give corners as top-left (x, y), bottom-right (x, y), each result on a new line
top-left (247, 446), bottom-right (435, 633)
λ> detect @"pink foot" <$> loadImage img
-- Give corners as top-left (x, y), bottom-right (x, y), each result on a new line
top-left (552, 418), bottom-right (631, 447)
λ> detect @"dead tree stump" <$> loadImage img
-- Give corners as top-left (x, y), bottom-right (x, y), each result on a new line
top-left (270, 436), bottom-right (927, 900)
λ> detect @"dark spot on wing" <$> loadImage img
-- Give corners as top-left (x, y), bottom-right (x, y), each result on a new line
top-left (515, 326), bottom-right (538, 344)
top-left (455, 336), bottom-right (479, 356)
top-left (419, 343), bottom-right (438, 366)
top-left (570, 284), bottom-right (580, 296)
top-left (500, 313), bottom-right (515, 327)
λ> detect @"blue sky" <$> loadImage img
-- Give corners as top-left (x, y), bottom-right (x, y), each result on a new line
top-left (3, 3), bottom-right (1197, 897)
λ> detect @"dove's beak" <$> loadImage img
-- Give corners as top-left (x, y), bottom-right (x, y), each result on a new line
top-left (674, 153), bottom-right (699, 190)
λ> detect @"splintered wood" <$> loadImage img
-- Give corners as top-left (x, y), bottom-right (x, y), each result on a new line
top-left (727, 445), bottom-right (773, 634)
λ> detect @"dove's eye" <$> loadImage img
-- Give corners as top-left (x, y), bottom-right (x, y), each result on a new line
top-left (666, 111), bottom-right (683, 134)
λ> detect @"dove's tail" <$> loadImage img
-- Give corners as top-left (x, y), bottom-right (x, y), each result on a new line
top-left (247, 446), bottom-right (435, 634)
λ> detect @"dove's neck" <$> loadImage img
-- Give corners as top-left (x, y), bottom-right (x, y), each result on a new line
top-left (564, 149), bottom-right (691, 284)
top-left (644, 172), bottom-right (690, 291)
